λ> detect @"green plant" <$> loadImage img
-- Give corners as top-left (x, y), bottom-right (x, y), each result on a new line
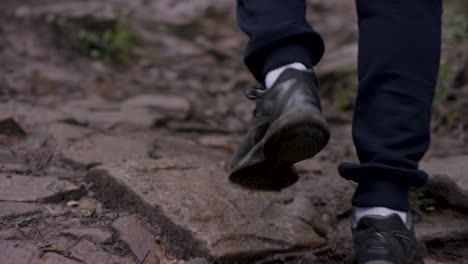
top-left (47, 14), bottom-right (137, 64)
top-left (449, 14), bottom-right (468, 43)
top-left (434, 62), bottom-right (456, 106)
top-left (415, 193), bottom-right (437, 214)
top-left (330, 70), bottom-right (358, 112)
top-left (445, 0), bottom-right (468, 18)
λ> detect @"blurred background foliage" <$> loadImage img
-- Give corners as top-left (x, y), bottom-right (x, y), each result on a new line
top-left (1, 0), bottom-right (466, 138)
top-left (47, 14), bottom-right (136, 64)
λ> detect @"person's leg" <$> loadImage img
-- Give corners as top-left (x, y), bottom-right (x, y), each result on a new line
top-left (237, 0), bottom-right (324, 83)
top-left (340, 0), bottom-right (442, 262)
top-left (231, 0), bottom-right (329, 190)
top-left (340, 0), bottom-right (442, 213)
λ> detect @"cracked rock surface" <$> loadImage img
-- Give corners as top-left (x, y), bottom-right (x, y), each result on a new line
top-left (1, 0), bottom-right (467, 263)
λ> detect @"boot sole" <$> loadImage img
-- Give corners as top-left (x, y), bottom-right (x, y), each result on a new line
top-left (264, 112), bottom-right (329, 164)
top-left (229, 106), bottom-right (329, 191)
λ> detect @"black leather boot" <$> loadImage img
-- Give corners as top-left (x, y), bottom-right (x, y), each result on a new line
top-left (352, 213), bottom-right (426, 264)
top-left (229, 68), bottom-right (330, 190)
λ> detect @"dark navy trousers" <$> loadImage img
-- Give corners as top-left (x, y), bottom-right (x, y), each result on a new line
top-left (237, 0), bottom-right (442, 211)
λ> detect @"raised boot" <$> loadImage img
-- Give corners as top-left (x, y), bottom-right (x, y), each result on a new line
top-left (229, 68), bottom-right (330, 190)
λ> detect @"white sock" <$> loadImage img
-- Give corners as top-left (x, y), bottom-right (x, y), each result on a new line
top-left (265, 62), bottom-right (307, 89)
top-left (354, 207), bottom-right (408, 223)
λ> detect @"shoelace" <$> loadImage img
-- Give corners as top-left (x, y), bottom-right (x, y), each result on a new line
top-left (244, 86), bottom-right (266, 101)
top-left (244, 86), bottom-right (267, 117)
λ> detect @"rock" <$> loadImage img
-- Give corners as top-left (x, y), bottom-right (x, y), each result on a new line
top-left (415, 211), bottom-right (468, 243)
top-left (89, 108), bottom-right (158, 130)
top-left (450, 48), bottom-right (468, 89)
top-left (60, 98), bottom-right (159, 130)
top-left (197, 135), bottom-right (237, 151)
top-left (62, 228), bottom-right (113, 244)
top-left (87, 156), bottom-right (327, 261)
top-left (0, 117), bottom-right (27, 137)
top-left (423, 258), bottom-right (455, 264)
top-left (421, 155), bottom-right (468, 209)
top-left (255, 249), bottom-right (321, 264)
top-left (423, 175), bottom-right (468, 211)
top-left (27, 64), bottom-right (80, 96)
top-left (38, 253), bottom-right (82, 264)
top-left (0, 149), bottom-right (16, 162)
top-left (61, 134), bottom-right (149, 166)
top-left (134, 0), bottom-right (232, 25)
top-left (112, 214), bottom-right (164, 264)
top-left (0, 202), bottom-right (41, 218)
top-left (0, 228), bottom-right (22, 240)
top-left (0, 174), bottom-right (79, 202)
top-left (0, 102), bottom-right (66, 127)
top-left (209, 37), bottom-right (242, 58)
top-left (18, 227), bottom-right (38, 238)
top-left (292, 159), bottom-right (356, 218)
top-left (316, 43), bottom-right (358, 77)
top-left (0, 241), bottom-right (38, 264)
top-left (422, 155), bottom-right (468, 191)
top-left (122, 94), bottom-right (191, 120)
top-left (138, 27), bottom-right (206, 58)
top-left (43, 236), bottom-right (77, 253)
top-left (298, 252), bottom-right (319, 263)
top-left (186, 257), bottom-right (211, 264)
top-left (0, 163), bottom-right (30, 174)
top-left (16, 2), bottom-right (119, 21)
top-left (70, 239), bottom-right (134, 264)
top-left (66, 200), bottom-right (79, 207)
top-left (296, 159), bottom-right (324, 175)
top-left (287, 195), bottom-right (331, 237)
top-left (421, 228), bottom-right (468, 246)
top-left (47, 122), bottom-right (94, 146)
top-left (72, 197), bottom-right (104, 215)
top-left (63, 98), bottom-right (118, 112)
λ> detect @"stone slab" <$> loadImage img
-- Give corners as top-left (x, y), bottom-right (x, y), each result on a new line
top-left (415, 210), bottom-right (468, 242)
top-left (0, 117), bottom-right (27, 137)
top-left (0, 102), bottom-right (67, 127)
top-left (60, 98), bottom-right (167, 130)
top-left (0, 174), bottom-right (79, 202)
top-left (47, 122), bottom-right (94, 146)
top-left (421, 155), bottom-right (468, 209)
top-left (38, 253), bottom-right (82, 264)
top-left (0, 149), bottom-right (16, 162)
top-left (88, 156), bottom-right (327, 261)
top-left (122, 94), bottom-right (191, 120)
top-left (112, 214), bottom-right (163, 264)
top-left (0, 229), bottom-right (22, 240)
top-left (186, 257), bottom-right (211, 264)
top-left (0, 202), bottom-right (41, 218)
top-left (70, 239), bottom-right (134, 264)
top-left (75, 108), bottom-right (158, 130)
top-left (0, 241), bottom-right (38, 264)
top-left (62, 134), bottom-right (149, 166)
top-left (424, 258), bottom-right (457, 264)
top-left (422, 155), bottom-right (468, 192)
top-left (62, 227), bottom-right (113, 244)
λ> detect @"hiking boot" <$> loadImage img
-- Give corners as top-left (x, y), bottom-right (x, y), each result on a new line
top-left (352, 213), bottom-right (426, 264)
top-left (229, 68), bottom-right (330, 190)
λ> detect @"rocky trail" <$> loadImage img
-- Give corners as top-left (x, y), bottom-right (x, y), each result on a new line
top-left (1, 0), bottom-right (467, 263)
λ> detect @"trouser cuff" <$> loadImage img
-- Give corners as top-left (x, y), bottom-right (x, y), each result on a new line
top-left (260, 41), bottom-right (315, 82)
top-left (352, 178), bottom-right (410, 211)
top-left (339, 162), bottom-right (430, 211)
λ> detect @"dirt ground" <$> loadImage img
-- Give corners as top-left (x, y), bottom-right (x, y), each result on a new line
top-left (0, 0), bottom-right (467, 263)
